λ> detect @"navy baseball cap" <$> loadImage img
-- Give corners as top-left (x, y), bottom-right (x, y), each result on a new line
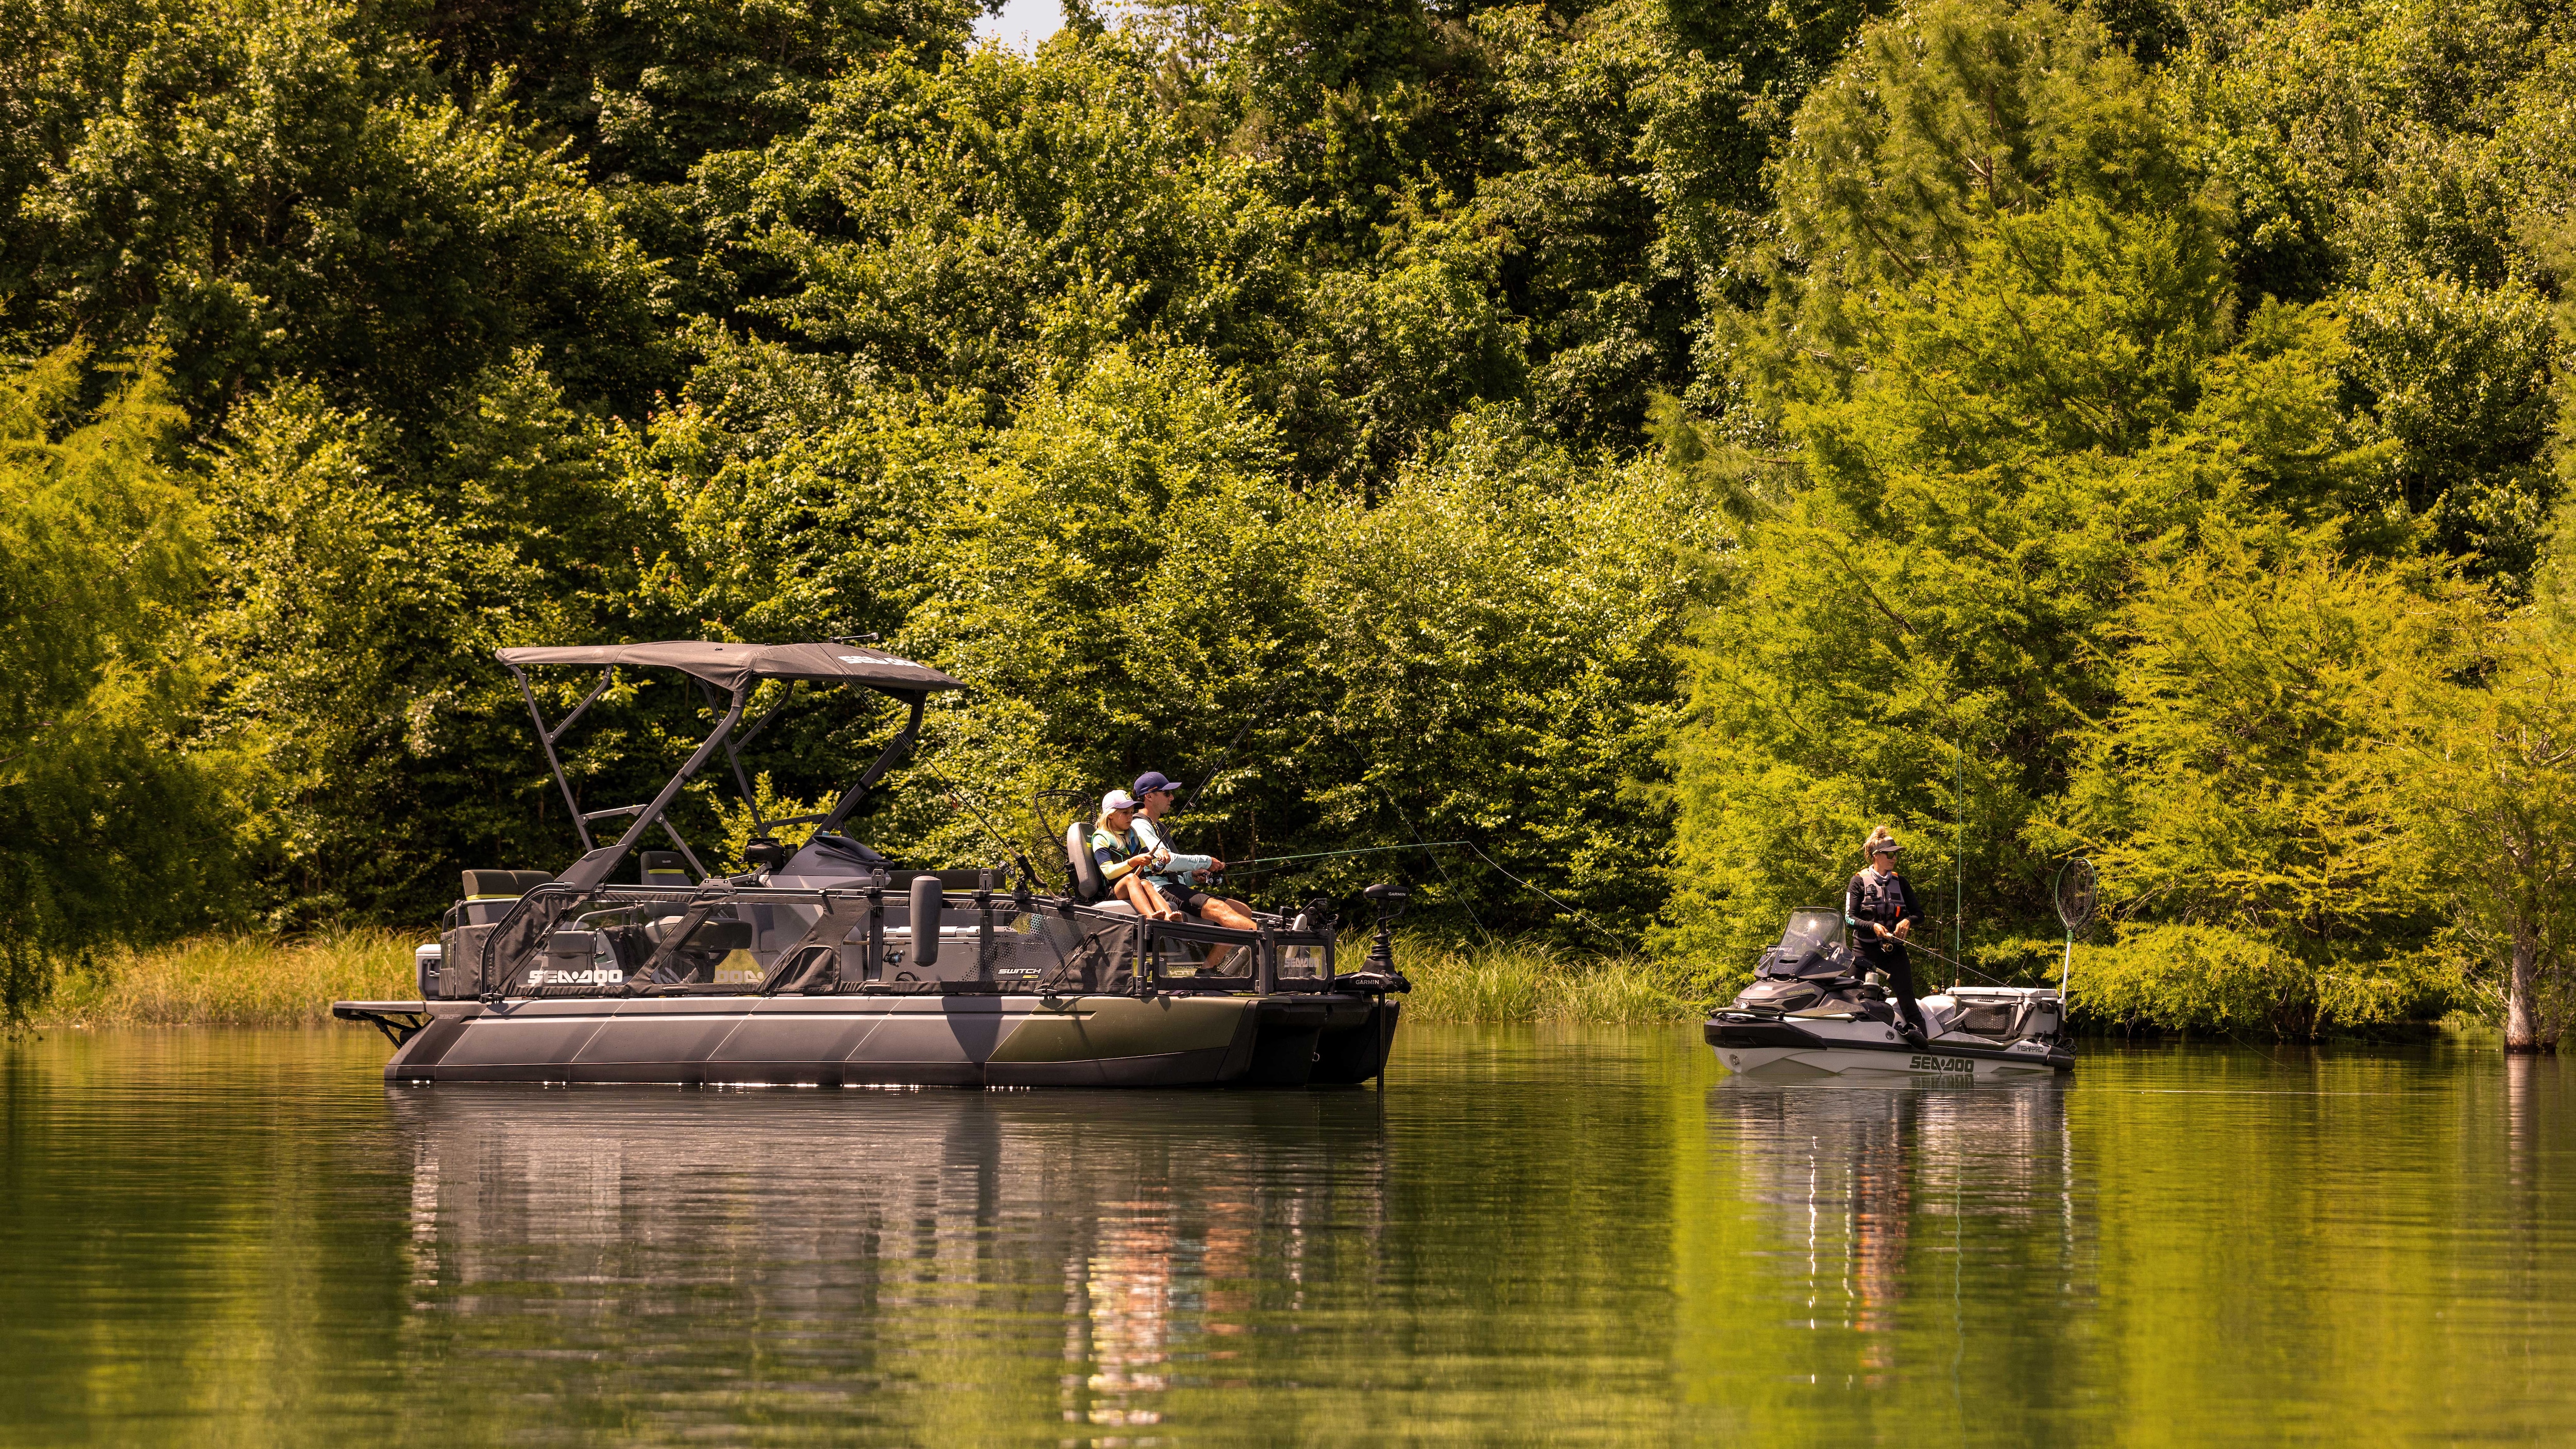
top-left (1132, 771), bottom-right (1185, 798)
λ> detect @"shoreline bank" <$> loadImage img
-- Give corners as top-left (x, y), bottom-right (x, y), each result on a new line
top-left (24, 931), bottom-right (1710, 1029)
top-left (18, 934), bottom-right (2489, 1039)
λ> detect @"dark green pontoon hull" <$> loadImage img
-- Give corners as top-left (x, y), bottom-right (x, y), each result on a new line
top-left (343, 993), bottom-right (1401, 1088)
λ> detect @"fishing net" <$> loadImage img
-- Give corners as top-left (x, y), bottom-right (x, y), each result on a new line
top-left (2053, 858), bottom-right (2097, 936)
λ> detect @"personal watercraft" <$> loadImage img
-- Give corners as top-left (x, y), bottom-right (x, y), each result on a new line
top-left (1703, 910), bottom-right (2073, 1080)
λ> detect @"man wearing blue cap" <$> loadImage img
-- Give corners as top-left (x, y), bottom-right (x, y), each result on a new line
top-left (1131, 771), bottom-right (1258, 970)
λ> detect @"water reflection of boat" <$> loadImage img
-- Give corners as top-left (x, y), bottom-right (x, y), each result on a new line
top-left (1708, 1078), bottom-right (2076, 1365)
top-left (387, 1086), bottom-right (1388, 1429)
top-left (334, 641), bottom-right (1408, 1087)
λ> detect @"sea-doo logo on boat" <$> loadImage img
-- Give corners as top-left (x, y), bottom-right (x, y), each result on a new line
top-left (837, 654), bottom-right (866, 662)
top-left (526, 967), bottom-right (625, 986)
top-left (1909, 1054), bottom-right (1975, 1075)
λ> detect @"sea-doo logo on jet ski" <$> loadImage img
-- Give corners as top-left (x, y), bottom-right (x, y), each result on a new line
top-left (526, 967), bottom-right (625, 986)
top-left (837, 654), bottom-right (866, 662)
top-left (1909, 1054), bottom-right (1975, 1074)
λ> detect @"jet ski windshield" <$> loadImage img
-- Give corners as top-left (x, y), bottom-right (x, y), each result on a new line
top-left (1759, 909), bottom-right (1851, 981)
top-left (1781, 910), bottom-right (1840, 955)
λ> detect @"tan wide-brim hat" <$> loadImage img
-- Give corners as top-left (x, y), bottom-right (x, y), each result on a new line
top-left (1862, 827), bottom-right (1903, 859)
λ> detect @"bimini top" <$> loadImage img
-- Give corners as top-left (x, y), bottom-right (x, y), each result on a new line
top-left (497, 640), bottom-right (965, 696)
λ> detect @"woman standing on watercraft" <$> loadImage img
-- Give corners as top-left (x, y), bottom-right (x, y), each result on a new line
top-left (1847, 828), bottom-right (1928, 1044)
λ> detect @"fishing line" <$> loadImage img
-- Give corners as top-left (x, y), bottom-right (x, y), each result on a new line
top-left (1382, 791), bottom-right (1489, 941)
top-left (1877, 934), bottom-right (2013, 989)
top-left (1453, 841), bottom-right (1627, 953)
top-left (1223, 837), bottom-right (1624, 951)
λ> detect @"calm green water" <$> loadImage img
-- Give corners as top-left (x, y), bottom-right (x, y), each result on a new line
top-left (2, 1026), bottom-right (2570, 1445)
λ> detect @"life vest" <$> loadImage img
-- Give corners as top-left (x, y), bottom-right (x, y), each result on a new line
top-left (1088, 823), bottom-right (1143, 864)
top-left (1851, 868), bottom-right (1908, 930)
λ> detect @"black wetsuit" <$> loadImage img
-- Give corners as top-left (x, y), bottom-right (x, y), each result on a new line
top-left (1846, 867), bottom-right (1927, 1037)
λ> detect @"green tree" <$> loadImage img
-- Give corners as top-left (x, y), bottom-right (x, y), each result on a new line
top-left (1, 0), bottom-right (667, 431)
top-left (0, 347), bottom-right (250, 1020)
top-left (2339, 268), bottom-right (2558, 592)
top-left (402, 0), bottom-right (979, 186)
top-left (197, 357), bottom-right (648, 924)
top-left (2050, 524), bottom-right (2475, 1036)
top-left (2404, 533), bottom-right (2576, 1050)
top-left (2171, 0), bottom-right (2567, 596)
top-left (1655, 0), bottom-right (2399, 983)
top-left (1659, 204), bottom-right (2375, 980)
top-left (1752, 0), bottom-right (2192, 369)
top-left (716, 36), bottom-right (1312, 420)
top-left (1289, 406), bottom-right (1714, 936)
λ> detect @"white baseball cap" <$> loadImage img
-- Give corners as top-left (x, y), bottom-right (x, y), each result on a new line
top-left (1100, 789), bottom-right (1139, 814)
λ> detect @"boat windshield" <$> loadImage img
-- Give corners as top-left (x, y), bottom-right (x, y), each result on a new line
top-left (1779, 909), bottom-right (1842, 953)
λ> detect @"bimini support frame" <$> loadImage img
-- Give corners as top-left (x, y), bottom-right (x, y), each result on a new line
top-left (509, 665), bottom-right (719, 876)
top-left (820, 694), bottom-right (926, 834)
top-left (480, 640), bottom-right (970, 997)
top-left (484, 683), bottom-right (752, 982)
top-left (691, 687), bottom-right (927, 844)
top-left (511, 664), bottom-right (617, 851)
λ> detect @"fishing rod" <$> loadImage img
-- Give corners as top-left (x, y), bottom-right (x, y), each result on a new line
top-left (1223, 838), bottom-right (1625, 953)
top-left (1225, 841), bottom-right (1473, 871)
top-left (1177, 670), bottom-right (1297, 814)
top-left (918, 765), bottom-right (1041, 890)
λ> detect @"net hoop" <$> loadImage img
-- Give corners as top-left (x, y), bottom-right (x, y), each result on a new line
top-left (2053, 858), bottom-right (2098, 935)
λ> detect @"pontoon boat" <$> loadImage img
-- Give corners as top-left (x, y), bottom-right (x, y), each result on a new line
top-left (334, 641), bottom-right (1405, 1088)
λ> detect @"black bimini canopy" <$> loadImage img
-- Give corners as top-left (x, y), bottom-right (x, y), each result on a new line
top-left (496, 641), bottom-right (964, 696)
top-left (495, 640), bottom-right (964, 897)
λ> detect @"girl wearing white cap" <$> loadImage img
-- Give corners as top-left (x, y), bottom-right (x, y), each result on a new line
top-left (1089, 790), bottom-right (1178, 919)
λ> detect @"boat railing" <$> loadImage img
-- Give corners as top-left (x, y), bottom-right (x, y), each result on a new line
top-left (453, 879), bottom-right (1339, 1000)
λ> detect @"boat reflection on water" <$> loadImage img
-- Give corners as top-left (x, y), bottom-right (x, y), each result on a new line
top-left (385, 1086), bottom-right (1388, 1433)
top-left (1706, 1078), bottom-right (2079, 1385)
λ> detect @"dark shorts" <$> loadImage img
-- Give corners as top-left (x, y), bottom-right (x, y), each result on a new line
top-left (1155, 882), bottom-right (1214, 915)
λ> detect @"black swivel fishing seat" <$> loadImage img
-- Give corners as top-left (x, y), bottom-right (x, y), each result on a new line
top-left (1062, 822), bottom-right (1139, 915)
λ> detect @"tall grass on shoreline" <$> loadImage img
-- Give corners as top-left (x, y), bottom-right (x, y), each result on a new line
top-left (1398, 935), bottom-right (1708, 1026)
top-left (26, 929), bottom-right (1701, 1030)
top-left (36, 931), bottom-right (419, 1028)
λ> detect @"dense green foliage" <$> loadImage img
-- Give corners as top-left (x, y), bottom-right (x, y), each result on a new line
top-left (16, 0), bottom-right (2576, 1038)
top-left (0, 346), bottom-right (247, 1019)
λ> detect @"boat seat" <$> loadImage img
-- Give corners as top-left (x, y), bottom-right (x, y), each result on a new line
top-left (644, 916), bottom-right (754, 951)
top-left (461, 868), bottom-right (554, 899)
top-left (457, 869), bottom-right (556, 925)
top-left (1064, 821), bottom-right (1111, 903)
top-left (640, 850), bottom-right (692, 887)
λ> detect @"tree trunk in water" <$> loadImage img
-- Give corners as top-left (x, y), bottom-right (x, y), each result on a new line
top-left (2505, 927), bottom-right (2548, 1053)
